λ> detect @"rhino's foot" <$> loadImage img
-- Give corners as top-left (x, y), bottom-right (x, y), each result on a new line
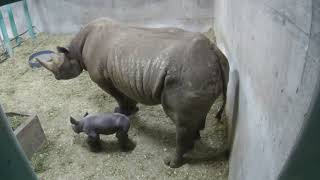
top-left (164, 155), bottom-right (183, 168)
top-left (114, 107), bottom-right (120, 113)
top-left (224, 149), bottom-right (231, 159)
top-left (130, 106), bottom-right (139, 114)
top-left (119, 140), bottom-right (136, 152)
top-left (87, 138), bottom-right (102, 152)
top-left (88, 143), bottom-right (102, 152)
top-left (195, 130), bottom-right (201, 140)
top-left (114, 106), bottom-right (139, 116)
top-left (116, 133), bottom-right (136, 152)
top-left (215, 112), bottom-right (223, 123)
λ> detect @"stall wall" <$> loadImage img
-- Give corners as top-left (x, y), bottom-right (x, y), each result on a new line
top-left (0, 0), bottom-right (214, 37)
top-left (213, 0), bottom-right (320, 179)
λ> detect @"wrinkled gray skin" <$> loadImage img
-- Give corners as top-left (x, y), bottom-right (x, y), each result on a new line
top-left (39, 18), bottom-right (229, 168)
top-left (70, 112), bottom-right (132, 151)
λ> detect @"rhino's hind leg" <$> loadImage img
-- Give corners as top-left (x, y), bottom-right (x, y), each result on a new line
top-left (164, 126), bottom-right (198, 168)
top-left (161, 85), bottom-right (212, 168)
top-left (161, 107), bottom-right (200, 168)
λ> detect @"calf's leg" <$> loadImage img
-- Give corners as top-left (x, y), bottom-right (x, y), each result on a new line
top-left (116, 130), bottom-right (135, 151)
top-left (87, 132), bottom-right (101, 152)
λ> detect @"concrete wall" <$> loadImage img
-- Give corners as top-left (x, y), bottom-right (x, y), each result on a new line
top-left (0, 0), bottom-right (214, 38)
top-left (213, 0), bottom-right (320, 179)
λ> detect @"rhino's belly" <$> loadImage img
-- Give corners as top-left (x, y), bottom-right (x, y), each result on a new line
top-left (108, 55), bottom-right (168, 105)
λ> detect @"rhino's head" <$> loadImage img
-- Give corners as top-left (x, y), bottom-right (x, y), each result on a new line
top-left (37, 46), bottom-right (83, 80)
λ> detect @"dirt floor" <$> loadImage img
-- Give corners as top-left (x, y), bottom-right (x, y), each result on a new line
top-left (0, 31), bottom-right (228, 180)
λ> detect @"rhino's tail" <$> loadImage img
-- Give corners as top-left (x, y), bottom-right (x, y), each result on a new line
top-left (214, 47), bottom-right (229, 122)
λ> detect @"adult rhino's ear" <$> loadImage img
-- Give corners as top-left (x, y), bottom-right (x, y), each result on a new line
top-left (57, 46), bottom-right (69, 54)
top-left (70, 116), bottom-right (79, 125)
top-left (83, 112), bottom-right (89, 117)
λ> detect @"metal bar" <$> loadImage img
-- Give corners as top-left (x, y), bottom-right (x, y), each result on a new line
top-left (6, 5), bottom-right (22, 45)
top-left (0, 0), bottom-right (22, 7)
top-left (0, 104), bottom-right (38, 180)
top-left (23, 0), bottom-right (35, 40)
top-left (0, 10), bottom-right (13, 57)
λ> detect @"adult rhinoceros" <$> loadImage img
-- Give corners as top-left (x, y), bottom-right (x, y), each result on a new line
top-left (38, 18), bottom-right (229, 168)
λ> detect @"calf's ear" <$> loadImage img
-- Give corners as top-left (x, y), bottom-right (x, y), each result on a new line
top-left (70, 116), bottom-right (79, 125)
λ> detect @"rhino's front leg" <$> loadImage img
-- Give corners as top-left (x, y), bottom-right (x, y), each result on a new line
top-left (113, 94), bottom-right (139, 116)
top-left (87, 132), bottom-right (101, 152)
top-left (97, 81), bottom-right (139, 116)
top-left (114, 100), bottom-right (139, 116)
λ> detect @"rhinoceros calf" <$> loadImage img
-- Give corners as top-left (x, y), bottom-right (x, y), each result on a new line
top-left (38, 18), bottom-right (229, 168)
top-left (70, 112), bottom-right (132, 152)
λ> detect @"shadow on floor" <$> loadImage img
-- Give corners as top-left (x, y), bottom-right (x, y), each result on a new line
top-left (130, 115), bottom-right (176, 148)
top-left (130, 115), bottom-right (228, 165)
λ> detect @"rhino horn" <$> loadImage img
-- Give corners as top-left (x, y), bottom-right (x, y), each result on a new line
top-left (70, 116), bottom-right (79, 125)
top-left (36, 58), bottom-right (56, 72)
